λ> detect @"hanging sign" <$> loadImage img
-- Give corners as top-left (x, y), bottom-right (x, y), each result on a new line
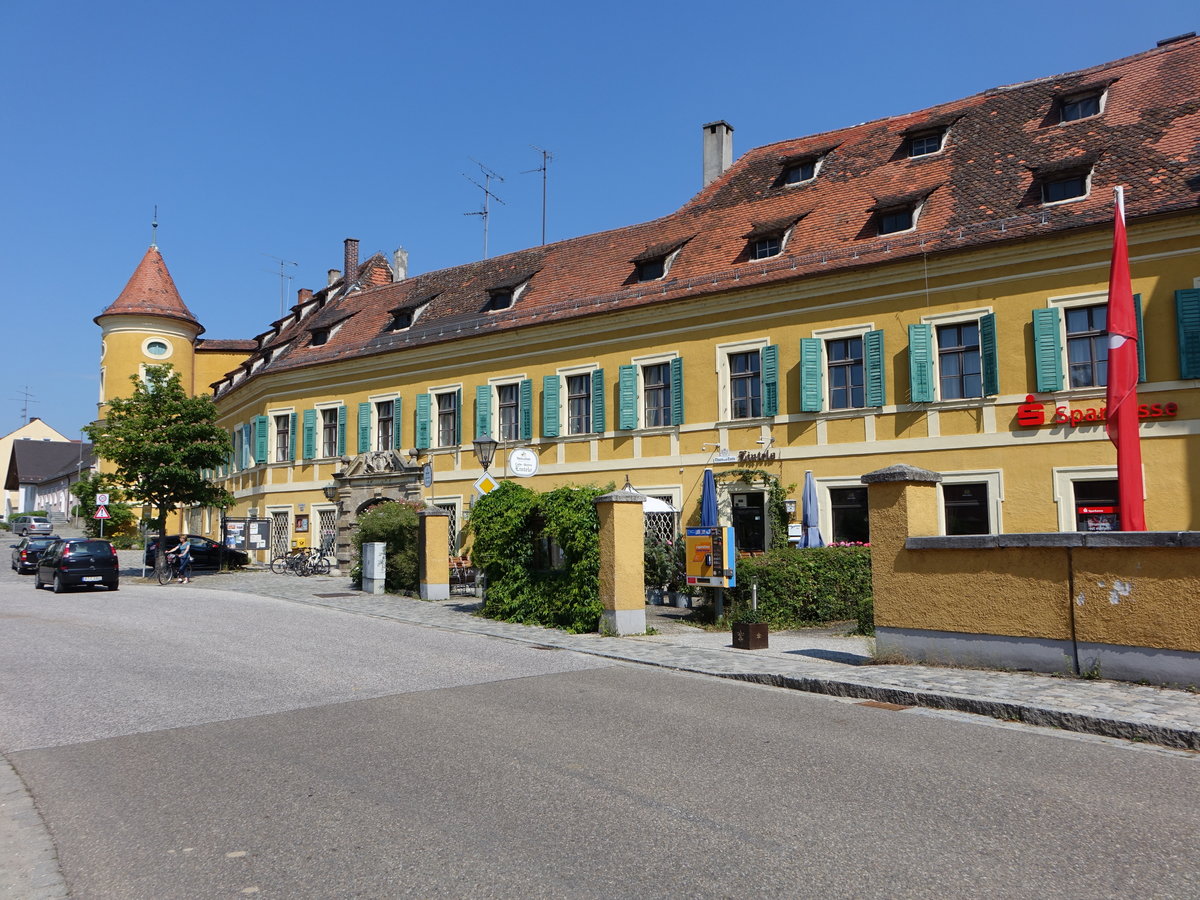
top-left (422, 463), bottom-right (434, 488)
top-left (93, 506), bottom-right (111, 520)
top-left (508, 448), bottom-right (539, 477)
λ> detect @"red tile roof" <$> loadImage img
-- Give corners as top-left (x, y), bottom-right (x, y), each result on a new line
top-left (216, 36), bottom-right (1200, 397)
top-left (97, 246), bottom-right (202, 332)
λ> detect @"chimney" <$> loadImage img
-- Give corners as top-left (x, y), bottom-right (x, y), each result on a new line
top-left (702, 120), bottom-right (734, 188)
top-left (343, 238), bottom-right (359, 287)
top-left (393, 246), bottom-right (409, 282)
top-left (297, 288), bottom-right (313, 306)
top-left (327, 269), bottom-right (341, 286)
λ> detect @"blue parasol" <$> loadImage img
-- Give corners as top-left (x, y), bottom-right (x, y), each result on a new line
top-left (700, 467), bottom-right (719, 528)
top-left (800, 470), bottom-right (825, 547)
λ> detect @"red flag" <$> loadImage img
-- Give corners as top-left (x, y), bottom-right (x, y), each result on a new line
top-left (1104, 186), bottom-right (1146, 530)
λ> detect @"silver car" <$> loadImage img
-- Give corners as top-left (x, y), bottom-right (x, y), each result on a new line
top-left (11, 516), bottom-right (53, 537)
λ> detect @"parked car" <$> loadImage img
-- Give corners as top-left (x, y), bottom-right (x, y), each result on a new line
top-left (11, 516), bottom-right (53, 536)
top-left (10, 535), bottom-right (61, 574)
top-left (143, 535), bottom-right (249, 570)
top-left (35, 538), bottom-right (120, 592)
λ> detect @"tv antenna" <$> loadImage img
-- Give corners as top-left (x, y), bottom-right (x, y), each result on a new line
top-left (263, 254), bottom-right (299, 316)
top-left (523, 145), bottom-right (553, 246)
top-left (463, 159), bottom-right (505, 259)
top-left (13, 384), bottom-right (37, 425)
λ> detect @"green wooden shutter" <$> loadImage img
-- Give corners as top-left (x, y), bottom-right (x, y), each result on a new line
top-left (908, 324), bottom-right (935, 402)
top-left (231, 426), bottom-right (241, 471)
top-left (591, 369), bottom-right (605, 432)
top-left (289, 412), bottom-right (298, 461)
top-left (1032, 308), bottom-right (1063, 392)
top-left (336, 405), bottom-right (347, 456)
top-left (519, 379), bottom-right (533, 441)
top-left (302, 410), bottom-right (316, 459)
top-left (618, 365), bottom-right (638, 430)
top-left (760, 345), bottom-right (779, 416)
top-left (980, 313), bottom-right (999, 397)
top-left (253, 415), bottom-right (269, 464)
top-left (454, 389), bottom-right (462, 445)
top-left (670, 357), bottom-right (684, 426)
top-left (357, 402), bottom-right (371, 453)
top-left (542, 376), bottom-right (560, 437)
top-left (1176, 290), bottom-right (1200, 379)
top-left (864, 330), bottom-right (886, 408)
top-left (1133, 294), bottom-right (1145, 383)
top-left (415, 394), bottom-right (431, 450)
top-left (799, 338), bottom-right (823, 412)
top-left (392, 397), bottom-right (404, 450)
top-left (475, 385), bottom-right (492, 439)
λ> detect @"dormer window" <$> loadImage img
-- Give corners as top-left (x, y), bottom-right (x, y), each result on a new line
top-left (1042, 171), bottom-right (1089, 204)
top-left (311, 328), bottom-right (330, 347)
top-left (1031, 157), bottom-right (1095, 205)
top-left (486, 289), bottom-right (514, 311)
top-left (907, 130), bottom-right (944, 158)
top-left (483, 271), bottom-right (537, 314)
top-left (878, 207), bottom-right (915, 235)
top-left (782, 159), bottom-right (816, 185)
top-left (390, 308), bottom-right (415, 330)
top-left (1061, 92), bottom-right (1102, 123)
top-left (631, 237), bottom-right (691, 283)
top-left (742, 216), bottom-right (803, 262)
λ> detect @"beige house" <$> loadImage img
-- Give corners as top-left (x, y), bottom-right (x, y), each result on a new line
top-left (1, 419), bottom-right (69, 519)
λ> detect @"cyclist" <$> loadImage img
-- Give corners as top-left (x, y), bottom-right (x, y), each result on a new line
top-left (173, 535), bottom-right (193, 584)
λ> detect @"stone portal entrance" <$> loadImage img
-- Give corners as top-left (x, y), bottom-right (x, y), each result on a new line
top-left (326, 450), bottom-right (424, 568)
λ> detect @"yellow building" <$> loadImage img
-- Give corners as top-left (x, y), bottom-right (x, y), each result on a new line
top-left (99, 37), bottom-right (1200, 565)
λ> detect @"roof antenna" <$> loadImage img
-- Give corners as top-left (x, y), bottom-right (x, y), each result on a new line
top-left (463, 159), bottom-right (505, 259)
top-left (12, 384), bottom-right (37, 425)
top-left (150, 205), bottom-right (158, 248)
top-left (523, 145), bottom-right (553, 246)
top-left (263, 254), bottom-right (299, 317)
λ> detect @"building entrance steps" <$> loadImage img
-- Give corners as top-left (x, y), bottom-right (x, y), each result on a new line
top-left (185, 564), bottom-right (1200, 751)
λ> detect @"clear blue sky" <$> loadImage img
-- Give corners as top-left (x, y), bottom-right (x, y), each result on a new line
top-left (3, 0), bottom-right (1195, 437)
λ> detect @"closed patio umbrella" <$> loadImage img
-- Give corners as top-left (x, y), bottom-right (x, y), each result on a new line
top-left (800, 470), bottom-right (825, 548)
top-left (700, 468), bottom-right (718, 528)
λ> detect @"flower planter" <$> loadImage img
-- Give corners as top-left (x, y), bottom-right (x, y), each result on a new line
top-left (646, 587), bottom-right (665, 605)
top-left (732, 622), bottom-right (769, 650)
top-left (670, 591), bottom-right (690, 608)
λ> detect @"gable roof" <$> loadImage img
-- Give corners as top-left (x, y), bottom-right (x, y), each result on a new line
top-left (215, 36), bottom-right (1200, 398)
top-left (5, 441), bottom-right (93, 490)
top-left (97, 246), bottom-right (202, 331)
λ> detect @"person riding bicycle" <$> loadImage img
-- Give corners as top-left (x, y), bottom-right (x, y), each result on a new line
top-left (173, 535), bottom-right (193, 584)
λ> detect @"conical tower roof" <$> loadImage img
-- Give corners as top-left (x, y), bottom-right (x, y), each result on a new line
top-left (95, 245), bottom-right (203, 332)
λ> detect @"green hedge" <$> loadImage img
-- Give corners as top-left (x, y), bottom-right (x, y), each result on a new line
top-left (351, 500), bottom-right (422, 593)
top-left (726, 547), bottom-right (873, 633)
top-left (469, 481), bottom-right (608, 633)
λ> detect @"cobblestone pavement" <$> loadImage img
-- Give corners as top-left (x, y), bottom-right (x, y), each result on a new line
top-left (133, 556), bottom-right (1200, 751)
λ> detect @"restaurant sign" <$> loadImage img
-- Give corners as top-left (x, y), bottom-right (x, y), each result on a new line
top-left (1015, 395), bottom-right (1179, 429)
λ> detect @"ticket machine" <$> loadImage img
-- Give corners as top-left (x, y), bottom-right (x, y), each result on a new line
top-left (685, 526), bottom-right (737, 588)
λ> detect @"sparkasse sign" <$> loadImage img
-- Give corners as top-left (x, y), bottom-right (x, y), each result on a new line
top-left (1015, 394), bottom-right (1179, 429)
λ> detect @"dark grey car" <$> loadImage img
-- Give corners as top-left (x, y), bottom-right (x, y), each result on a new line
top-left (10, 535), bottom-right (61, 573)
top-left (35, 538), bottom-right (120, 592)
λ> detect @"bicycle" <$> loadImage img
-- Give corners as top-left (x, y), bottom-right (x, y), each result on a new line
top-left (270, 548), bottom-right (315, 576)
top-left (156, 552), bottom-right (181, 585)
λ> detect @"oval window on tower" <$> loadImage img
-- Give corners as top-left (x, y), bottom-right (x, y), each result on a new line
top-left (144, 338), bottom-right (171, 359)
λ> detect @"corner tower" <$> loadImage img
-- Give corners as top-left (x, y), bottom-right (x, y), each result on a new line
top-left (95, 244), bottom-right (204, 419)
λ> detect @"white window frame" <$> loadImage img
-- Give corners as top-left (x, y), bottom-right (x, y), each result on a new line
top-left (811, 323), bottom-right (874, 413)
top-left (368, 392), bottom-right (399, 453)
top-left (269, 407), bottom-right (295, 464)
top-left (936, 470), bottom-right (1003, 536)
top-left (715, 338), bottom-right (768, 423)
top-left (1052, 465), bottom-right (1121, 533)
top-left (814, 476), bottom-right (871, 545)
top-left (1041, 166), bottom-right (1093, 207)
top-left (426, 383), bottom-right (462, 449)
top-left (487, 375), bottom-right (527, 442)
top-left (315, 401), bottom-right (344, 459)
top-left (920, 308), bottom-right (993, 403)
top-left (554, 364), bottom-right (599, 437)
top-left (878, 199), bottom-right (925, 236)
top-left (907, 129), bottom-right (946, 158)
top-left (1046, 291), bottom-right (1109, 395)
top-left (630, 352), bottom-right (679, 431)
top-left (1059, 89), bottom-right (1107, 123)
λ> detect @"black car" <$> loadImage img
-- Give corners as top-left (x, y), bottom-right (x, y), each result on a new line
top-left (35, 538), bottom-right (120, 592)
top-left (10, 535), bottom-right (61, 574)
top-left (143, 535), bottom-right (249, 570)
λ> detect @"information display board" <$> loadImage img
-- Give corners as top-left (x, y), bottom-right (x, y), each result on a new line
top-left (685, 526), bottom-right (737, 588)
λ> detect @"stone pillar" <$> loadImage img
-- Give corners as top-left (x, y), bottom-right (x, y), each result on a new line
top-left (418, 506), bottom-right (451, 601)
top-left (361, 541), bottom-right (386, 595)
top-left (594, 485), bottom-right (647, 635)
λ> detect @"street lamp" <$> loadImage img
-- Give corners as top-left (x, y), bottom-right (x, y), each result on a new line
top-left (472, 436), bottom-right (498, 472)
top-left (322, 485), bottom-right (338, 501)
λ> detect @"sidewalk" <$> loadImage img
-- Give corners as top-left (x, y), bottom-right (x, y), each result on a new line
top-left (196, 564), bottom-right (1200, 752)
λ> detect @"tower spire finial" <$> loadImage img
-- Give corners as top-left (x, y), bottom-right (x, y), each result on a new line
top-left (151, 205), bottom-right (158, 248)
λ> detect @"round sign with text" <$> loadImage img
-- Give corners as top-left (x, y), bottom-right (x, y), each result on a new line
top-left (508, 448), bottom-right (539, 477)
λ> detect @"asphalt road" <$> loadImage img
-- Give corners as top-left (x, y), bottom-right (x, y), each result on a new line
top-left (1, 564), bottom-right (1198, 898)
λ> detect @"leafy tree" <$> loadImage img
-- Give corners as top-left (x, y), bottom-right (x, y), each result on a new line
top-left (351, 500), bottom-right (423, 592)
top-left (84, 365), bottom-right (232, 562)
top-left (71, 471), bottom-right (137, 540)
